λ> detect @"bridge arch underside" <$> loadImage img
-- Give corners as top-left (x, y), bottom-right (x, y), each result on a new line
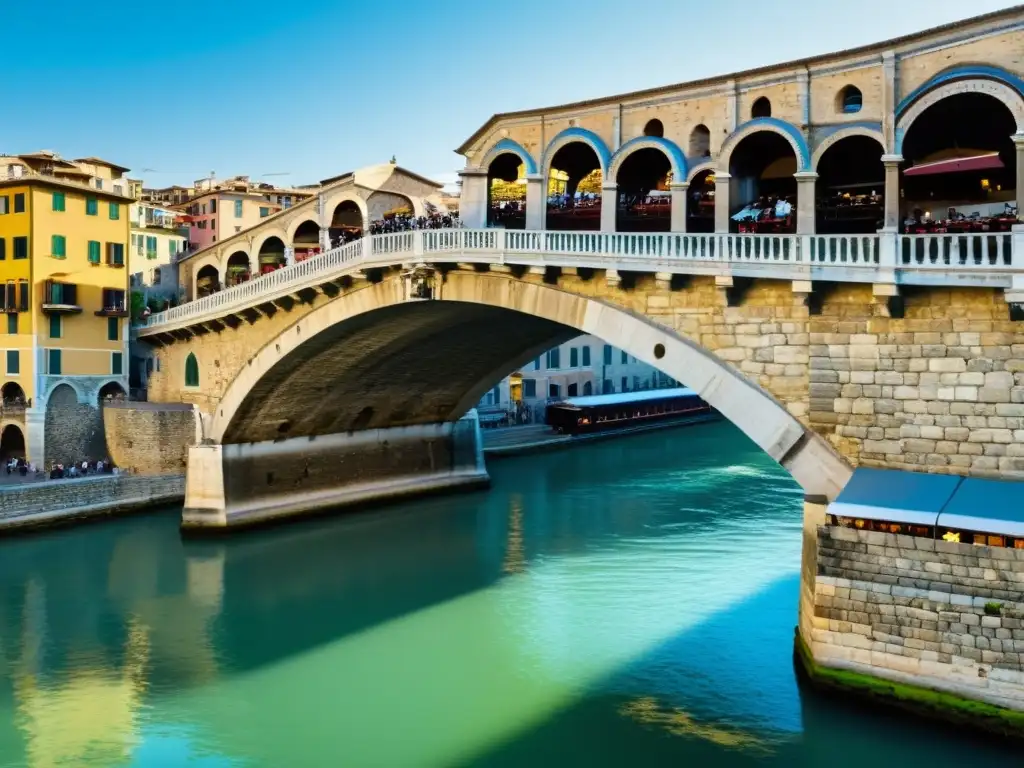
top-left (210, 274), bottom-right (851, 503)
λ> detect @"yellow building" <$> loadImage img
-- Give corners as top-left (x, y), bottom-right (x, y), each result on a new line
top-left (0, 173), bottom-right (132, 466)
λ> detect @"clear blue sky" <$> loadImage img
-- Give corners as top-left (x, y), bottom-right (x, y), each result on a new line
top-left (4, 0), bottom-right (1018, 190)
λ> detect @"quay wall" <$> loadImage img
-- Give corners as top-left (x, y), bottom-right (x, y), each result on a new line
top-left (808, 525), bottom-right (1024, 711)
top-left (0, 474), bottom-right (184, 531)
top-left (103, 402), bottom-right (199, 475)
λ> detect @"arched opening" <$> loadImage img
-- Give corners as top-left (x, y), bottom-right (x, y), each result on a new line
top-left (226, 251), bottom-right (251, 287)
top-left (258, 236), bottom-right (287, 275)
top-left (689, 125), bottom-right (711, 159)
top-left (185, 353), bottom-right (199, 388)
top-left (816, 135), bottom-right (884, 234)
top-left (615, 147), bottom-right (671, 232)
top-left (196, 264), bottom-right (220, 298)
top-left (687, 169), bottom-right (716, 233)
top-left (728, 132), bottom-right (797, 233)
top-left (900, 91), bottom-right (1018, 234)
top-left (838, 85), bottom-right (863, 114)
top-left (44, 382), bottom-right (104, 466)
top-left (98, 381), bottom-right (126, 404)
top-left (547, 142), bottom-right (603, 231)
top-left (1, 381), bottom-right (26, 408)
top-left (487, 153), bottom-right (526, 230)
top-left (368, 192), bottom-right (416, 234)
top-left (292, 220), bottom-right (321, 262)
top-left (330, 201), bottom-right (364, 247)
top-left (582, 380), bottom-right (593, 396)
top-left (643, 119), bottom-right (664, 138)
top-left (0, 424), bottom-right (25, 462)
top-left (751, 97), bottom-right (772, 119)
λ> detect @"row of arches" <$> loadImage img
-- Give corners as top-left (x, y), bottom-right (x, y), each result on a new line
top-left (481, 71), bottom-right (1023, 236)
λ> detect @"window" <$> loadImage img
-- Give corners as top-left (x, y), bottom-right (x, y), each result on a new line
top-left (234, 200), bottom-right (243, 218)
top-left (839, 85), bottom-right (863, 114)
top-left (211, 219), bottom-right (216, 230)
top-left (621, 376), bottom-right (628, 391)
top-left (201, 204), bottom-right (207, 214)
top-left (146, 236), bottom-right (157, 259)
top-left (259, 207), bottom-right (270, 218)
top-left (570, 347), bottom-right (579, 368)
top-left (17, 281), bottom-right (27, 311)
top-left (582, 346), bottom-right (591, 366)
top-left (112, 352), bottom-right (123, 376)
top-left (51, 234), bottom-right (66, 258)
top-left (568, 383), bottom-right (578, 397)
top-left (108, 202), bottom-right (120, 220)
top-left (13, 193), bottom-right (25, 213)
top-left (0, 196), bottom-right (8, 214)
top-left (185, 352), bottom-right (199, 387)
top-left (46, 349), bottom-right (61, 375)
top-left (235, 227), bottom-right (241, 233)
top-left (210, 199), bottom-right (217, 214)
top-left (169, 241), bottom-right (178, 258)
top-left (549, 384), bottom-right (560, 398)
top-left (603, 378), bottom-right (613, 394)
top-left (52, 191), bottom-right (65, 212)
top-left (522, 379), bottom-right (536, 398)
top-left (6, 350), bottom-right (18, 375)
top-left (49, 314), bottom-right (61, 339)
top-left (546, 348), bottom-right (561, 369)
top-left (13, 237), bottom-right (27, 259)
top-left (621, 350), bottom-right (628, 364)
top-left (491, 385), bottom-right (500, 404)
top-left (6, 314), bottom-right (16, 334)
top-left (751, 97), bottom-right (772, 118)
top-left (106, 242), bottom-right (125, 266)
top-left (603, 344), bottom-right (612, 365)
top-left (102, 288), bottom-right (126, 311)
top-left (108, 317), bottom-right (119, 341)
top-left (0, 238), bottom-right (5, 260)
top-left (534, 357), bottom-right (541, 371)
top-left (95, 179), bottom-right (103, 190)
top-left (86, 197), bottom-right (98, 216)
top-left (46, 281), bottom-right (77, 306)
top-left (3, 282), bottom-right (13, 311)
top-left (88, 240), bottom-right (101, 264)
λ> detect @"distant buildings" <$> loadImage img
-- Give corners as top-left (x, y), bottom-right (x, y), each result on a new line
top-left (128, 202), bottom-right (189, 302)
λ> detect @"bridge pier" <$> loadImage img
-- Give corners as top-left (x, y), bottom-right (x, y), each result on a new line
top-left (182, 412), bottom-right (488, 531)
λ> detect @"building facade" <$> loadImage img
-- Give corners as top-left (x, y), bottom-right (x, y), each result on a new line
top-left (129, 203), bottom-right (189, 302)
top-left (0, 174), bottom-right (132, 465)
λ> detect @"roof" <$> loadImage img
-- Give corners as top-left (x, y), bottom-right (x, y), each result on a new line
top-left (552, 386), bottom-right (697, 409)
top-left (904, 152), bottom-right (1004, 177)
top-left (74, 157), bottom-right (131, 174)
top-left (0, 173), bottom-right (135, 202)
top-left (939, 477), bottom-right (1024, 537)
top-left (455, 4), bottom-right (1024, 155)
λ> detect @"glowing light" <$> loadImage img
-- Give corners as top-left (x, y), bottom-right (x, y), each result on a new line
top-left (942, 531), bottom-right (960, 543)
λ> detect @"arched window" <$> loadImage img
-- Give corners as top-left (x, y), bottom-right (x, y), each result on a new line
top-left (185, 353), bottom-right (199, 387)
top-left (838, 85), bottom-right (863, 114)
top-left (643, 119), bottom-right (664, 138)
top-left (751, 97), bottom-right (772, 119)
top-left (689, 124), bottom-right (711, 158)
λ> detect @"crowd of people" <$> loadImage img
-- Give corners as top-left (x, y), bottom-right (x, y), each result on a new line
top-left (4, 457), bottom-right (123, 481)
top-left (367, 212), bottom-right (460, 235)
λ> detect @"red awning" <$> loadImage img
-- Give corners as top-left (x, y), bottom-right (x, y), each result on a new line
top-left (904, 152), bottom-right (1004, 177)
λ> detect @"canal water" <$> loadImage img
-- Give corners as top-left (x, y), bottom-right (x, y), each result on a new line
top-left (0, 422), bottom-right (1017, 767)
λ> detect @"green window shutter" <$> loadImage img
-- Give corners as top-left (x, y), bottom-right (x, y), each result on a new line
top-left (582, 346), bottom-right (591, 366)
top-left (0, 238), bottom-right (5, 260)
top-left (107, 317), bottom-right (119, 341)
top-left (86, 198), bottom-right (98, 216)
top-left (49, 314), bottom-right (61, 339)
top-left (234, 200), bottom-right (243, 217)
top-left (13, 237), bottom-right (26, 259)
top-left (51, 235), bottom-right (65, 258)
top-left (88, 240), bottom-right (101, 264)
top-left (14, 194), bottom-right (25, 213)
top-left (6, 314), bottom-right (16, 334)
top-left (185, 353), bottom-right (199, 387)
top-left (52, 192), bottom-right (65, 211)
top-left (570, 347), bottom-right (578, 368)
top-left (109, 202), bottom-right (120, 220)
top-left (6, 350), bottom-right (18, 374)
top-left (112, 352), bottom-right (123, 376)
top-left (48, 349), bottom-right (61, 375)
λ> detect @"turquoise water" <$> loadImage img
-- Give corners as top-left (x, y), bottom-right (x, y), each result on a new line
top-left (0, 421), bottom-right (1017, 767)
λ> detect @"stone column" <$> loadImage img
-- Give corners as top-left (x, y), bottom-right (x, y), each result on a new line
top-left (525, 174), bottom-right (545, 230)
top-left (714, 172), bottom-right (731, 233)
top-left (798, 498), bottom-right (828, 652)
top-left (24, 408), bottom-right (45, 467)
top-left (794, 172), bottom-right (817, 235)
top-left (458, 169), bottom-right (489, 229)
top-left (880, 51), bottom-right (897, 153)
top-left (600, 183), bottom-right (618, 232)
top-left (880, 155), bottom-right (903, 231)
top-left (1013, 134), bottom-right (1024, 214)
top-left (669, 182), bottom-right (689, 232)
top-left (319, 227), bottom-right (331, 251)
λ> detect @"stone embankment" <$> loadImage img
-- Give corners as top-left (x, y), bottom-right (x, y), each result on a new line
top-left (807, 525), bottom-right (1024, 715)
top-left (0, 474), bottom-right (184, 531)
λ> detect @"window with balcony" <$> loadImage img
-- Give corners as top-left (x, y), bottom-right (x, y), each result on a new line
top-left (86, 197), bottom-right (98, 216)
top-left (108, 202), bottom-right (120, 220)
top-left (98, 288), bottom-right (127, 317)
top-left (3, 282), bottom-right (13, 312)
top-left (13, 194), bottom-right (25, 213)
top-left (13, 237), bottom-right (26, 260)
top-left (52, 191), bottom-right (65, 212)
top-left (106, 242), bottom-right (125, 266)
top-left (235, 200), bottom-right (243, 218)
top-left (17, 280), bottom-right (27, 312)
top-left (51, 234), bottom-right (66, 259)
top-left (88, 240), bottom-right (101, 265)
top-left (43, 280), bottom-right (79, 311)
top-left (47, 349), bottom-right (61, 375)
top-left (6, 350), bottom-right (18, 375)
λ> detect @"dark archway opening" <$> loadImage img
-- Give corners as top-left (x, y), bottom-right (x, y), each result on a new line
top-left (258, 237), bottom-right (287, 276)
top-left (615, 148), bottom-right (671, 232)
top-left (728, 132), bottom-right (797, 233)
top-left (330, 201), bottom-right (363, 247)
top-left (98, 381), bottom-right (126, 404)
top-left (643, 119), bottom-right (664, 138)
top-left (292, 220), bottom-right (321, 262)
top-left (900, 92), bottom-right (1018, 233)
top-left (0, 424), bottom-right (25, 462)
top-left (816, 136), bottom-right (884, 234)
top-left (226, 251), bottom-right (251, 287)
top-left (1, 381), bottom-right (26, 408)
top-left (689, 125), bottom-right (711, 159)
top-left (487, 153), bottom-right (526, 230)
top-left (547, 142), bottom-right (602, 231)
top-left (196, 264), bottom-right (220, 298)
top-left (687, 170), bottom-right (716, 233)
top-left (751, 97), bottom-right (772, 119)
top-left (839, 86), bottom-right (863, 114)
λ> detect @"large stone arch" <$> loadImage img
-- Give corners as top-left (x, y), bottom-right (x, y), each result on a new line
top-left (895, 72), bottom-right (1024, 155)
top-left (207, 273), bottom-right (851, 500)
top-left (811, 125), bottom-right (886, 170)
top-left (718, 118), bottom-right (811, 172)
top-left (541, 127), bottom-right (613, 178)
top-left (44, 381), bottom-right (106, 465)
top-left (480, 138), bottom-right (538, 176)
top-left (608, 136), bottom-right (688, 184)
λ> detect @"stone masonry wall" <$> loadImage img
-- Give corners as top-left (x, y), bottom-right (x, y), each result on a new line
top-left (0, 474), bottom-right (184, 529)
top-left (103, 402), bottom-right (198, 475)
top-left (44, 383), bottom-right (105, 467)
top-left (810, 525), bottom-right (1024, 710)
